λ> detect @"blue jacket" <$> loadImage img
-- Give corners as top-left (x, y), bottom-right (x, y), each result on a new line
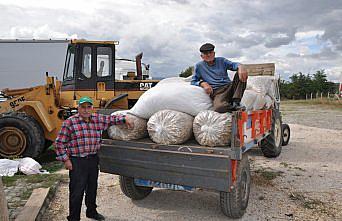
top-left (191, 57), bottom-right (239, 90)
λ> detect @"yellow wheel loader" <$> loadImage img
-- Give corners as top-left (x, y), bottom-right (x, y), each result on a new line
top-left (0, 39), bottom-right (159, 158)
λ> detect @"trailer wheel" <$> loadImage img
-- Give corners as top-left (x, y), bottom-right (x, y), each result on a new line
top-left (260, 110), bottom-right (282, 158)
top-left (119, 176), bottom-right (153, 200)
top-left (220, 155), bottom-right (250, 218)
top-left (281, 123), bottom-right (290, 146)
top-left (0, 112), bottom-right (45, 158)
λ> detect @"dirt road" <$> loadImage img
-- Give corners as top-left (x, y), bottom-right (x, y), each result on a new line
top-left (42, 101), bottom-right (342, 221)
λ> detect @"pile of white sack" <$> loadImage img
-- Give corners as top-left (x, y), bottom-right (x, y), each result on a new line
top-left (241, 76), bottom-right (277, 110)
top-left (108, 76), bottom-right (275, 146)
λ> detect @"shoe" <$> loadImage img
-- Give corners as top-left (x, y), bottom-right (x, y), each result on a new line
top-left (86, 212), bottom-right (105, 221)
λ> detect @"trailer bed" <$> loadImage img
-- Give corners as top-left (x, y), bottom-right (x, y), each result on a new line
top-left (99, 138), bottom-right (233, 192)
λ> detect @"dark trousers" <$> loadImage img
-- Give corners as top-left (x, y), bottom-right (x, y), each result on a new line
top-left (211, 72), bottom-right (246, 113)
top-left (67, 155), bottom-right (99, 221)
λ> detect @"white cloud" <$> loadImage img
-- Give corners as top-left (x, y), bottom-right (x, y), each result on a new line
top-left (295, 30), bottom-right (325, 40)
top-left (0, 0), bottom-right (341, 86)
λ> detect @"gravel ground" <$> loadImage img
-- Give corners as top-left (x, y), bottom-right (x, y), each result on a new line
top-left (42, 101), bottom-right (342, 221)
top-left (281, 101), bottom-right (342, 130)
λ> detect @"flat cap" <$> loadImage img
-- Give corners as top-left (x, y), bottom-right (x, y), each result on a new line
top-left (199, 43), bottom-right (215, 52)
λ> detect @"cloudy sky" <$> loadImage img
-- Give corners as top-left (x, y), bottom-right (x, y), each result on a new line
top-left (0, 0), bottom-right (341, 89)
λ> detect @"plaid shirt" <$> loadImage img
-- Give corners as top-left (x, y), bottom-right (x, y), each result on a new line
top-left (55, 113), bottom-right (125, 162)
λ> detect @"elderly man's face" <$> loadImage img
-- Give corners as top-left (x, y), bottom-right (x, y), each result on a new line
top-left (200, 51), bottom-right (215, 63)
top-left (78, 102), bottom-right (93, 119)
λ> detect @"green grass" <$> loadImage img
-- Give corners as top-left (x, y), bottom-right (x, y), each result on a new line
top-left (252, 169), bottom-right (284, 187)
top-left (256, 169), bottom-right (283, 180)
top-left (293, 166), bottom-right (306, 171)
top-left (2, 176), bottom-right (19, 186)
top-left (280, 162), bottom-right (290, 168)
top-left (282, 99), bottom-right (342, 110)
top-left (3, 173), bottom-right (67, 203)
top-left (289, 192), bottom-right (324, 210)
top-left (41, 161), bottom-right (64, 173)
top-left (35, 149), bottom-right (64, 173)
top-left (3, 173), bottom-right (65, 187)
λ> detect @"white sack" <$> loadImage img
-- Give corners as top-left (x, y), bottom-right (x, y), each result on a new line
top-left (252, 92), bottom-right (267, 110)
top-left (19, 157), bottom-right (42, 175)
top-left (241, 90), bottom-right (267, 110)
top-left (147, 110), bottom-right (193, 145)
top-left (241, 90), bottom-right (257, 110)
top-left (246, 76), bottom-right (276, 99)
top-left (193, 110), bottom-right (232, 147)
top-left (130, 77), bottom-right (212, 119)
top-left (264, 95), bottom-right (274, 109)
top-left (0, 159), bottom-right (19, 176)
top-left (108, 111), bottom-right (147, 140)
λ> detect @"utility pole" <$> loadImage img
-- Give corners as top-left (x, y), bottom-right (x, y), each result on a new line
top-left (0, 177), bottom-right (9, 221)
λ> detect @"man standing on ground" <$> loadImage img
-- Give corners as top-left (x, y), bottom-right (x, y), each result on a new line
top-left (191, 43), bottom-right (248, 112)
top-left (55, 96), bottom-right (134, 221)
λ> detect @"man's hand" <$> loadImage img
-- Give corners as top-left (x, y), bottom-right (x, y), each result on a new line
top-left (238, 65), bottom-right (248, 82)
top-left (125, 115), bottom-right (134, 129)
top-left (64, 159), bottom-right (73, 170)
top-left (200, 82), bottom-right (213, 95)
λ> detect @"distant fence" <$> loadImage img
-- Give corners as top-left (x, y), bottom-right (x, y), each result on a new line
top-left (305, 92), bottom-right (341, 101)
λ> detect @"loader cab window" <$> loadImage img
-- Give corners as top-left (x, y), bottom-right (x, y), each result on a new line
top-left (97, 47), bottom-right (112, 77)
top-left (63, 45), bottom-right (75, 80)
top-left (82, 46), bottom-right (92, 78)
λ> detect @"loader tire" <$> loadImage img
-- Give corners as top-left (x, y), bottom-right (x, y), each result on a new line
top-left (119, 176), bottom-right (153, 200)
top-left (260, 109), bottom-right (282, 158)
top-left (220, 155), bottom-right (250, 218)
top-left (0, 112), bottom-right (45, 158)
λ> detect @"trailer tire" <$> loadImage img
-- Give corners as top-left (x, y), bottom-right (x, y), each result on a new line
top-left (0, 112), bottom-right (45, 158)
top-left (119, 176), bottom-right (153, 200)
top-left (220, 155), bottom-right (250, 218)
top-left (260, 110), bottom-right (282, 158)
top-left (281, 123), bottom-right (290, 146)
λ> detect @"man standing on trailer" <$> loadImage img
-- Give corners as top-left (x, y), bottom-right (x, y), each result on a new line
top-left (55, 96), bottom-right (134, 221)
top-left (191, 43), bottom-right (248, 112)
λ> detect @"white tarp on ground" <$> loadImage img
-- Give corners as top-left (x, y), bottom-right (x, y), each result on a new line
top-left (0, 157), bottom-right (46, 176)
top-left (193, 110), bottom-right (232, 147)
top-left (108, 111), bottom-right (148, 140)
top-left (147, 110), bottom-right (194, 145)
top-left (129, 77), bottom-right (213, 119)
top-left (18, 157), bottom-right (44, 175)
top-left (0, 159), bottom-right (19, 176)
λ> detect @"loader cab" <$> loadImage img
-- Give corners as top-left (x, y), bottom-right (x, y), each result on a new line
top-left (60, 40), bottom-right (117, 107)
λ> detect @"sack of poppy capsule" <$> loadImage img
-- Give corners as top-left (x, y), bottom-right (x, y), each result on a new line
top-left (108, 111), bottom-right (148, 140)
top-left (129, 77), bottom-right (213, 119)
top-left (193, 110), bottom-right (232, 147)
top-left (147, 110), bottom-right (193, 145)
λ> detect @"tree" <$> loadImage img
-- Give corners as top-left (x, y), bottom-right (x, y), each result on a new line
top-left (312, 69), bottom-right (329, 93)
top-left (179, 66), bottom-right (194, 78)
top-left (279, 69), bottom-right (338, 99)
top-left (288, 72), bottom-right (312, 99)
